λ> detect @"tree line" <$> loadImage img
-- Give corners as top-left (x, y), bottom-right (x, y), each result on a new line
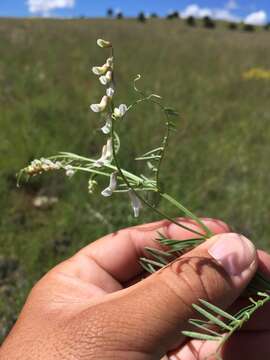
top-left (105, 8), bottom-right (270, 32)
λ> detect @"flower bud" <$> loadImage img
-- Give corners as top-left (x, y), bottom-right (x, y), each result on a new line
top-left (65, 165), bottom-right (75, 178)
top-left (88, 179), bottom-right (98, 194)
top-left (97, 39), bottom-right (112, 48)
top-left (25, 158), bottom-right (61, 176)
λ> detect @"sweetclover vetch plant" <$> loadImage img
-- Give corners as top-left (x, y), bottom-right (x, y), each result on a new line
top-left (19, 38), bottom-right (270, 358)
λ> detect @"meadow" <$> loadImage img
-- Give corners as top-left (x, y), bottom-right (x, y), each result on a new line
top-left (1, 17), bottom-right (270, 342)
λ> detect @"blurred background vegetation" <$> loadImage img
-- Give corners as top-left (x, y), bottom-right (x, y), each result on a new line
top-left (1, 17), bottom-right (270, 342)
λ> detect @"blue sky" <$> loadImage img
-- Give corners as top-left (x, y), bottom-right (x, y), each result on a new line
top-left (0, 1), bottom-right (269, 24)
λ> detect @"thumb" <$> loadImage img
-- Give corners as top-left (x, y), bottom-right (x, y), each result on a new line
top-left (105, 233), bottom-right (257, 357)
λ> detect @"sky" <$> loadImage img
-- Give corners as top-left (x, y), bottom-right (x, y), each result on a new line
top-left (0, 1), bottom-right (269, 25)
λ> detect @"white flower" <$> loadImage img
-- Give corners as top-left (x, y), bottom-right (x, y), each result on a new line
top-left (106, 86), bottom-right (115, 98)
top-left (106, 57), bottom-right (114, 68)
top-left (65, 165), bottom-right (75, 178)
top-left (92, 64), bottom-right (109, 76)
top-left (113, 104), bottom-right (128, 118)
top-left (92, 58), bottom-right (113, 76)
top-left (33, 196), bottom-right (58, 209)
top-left (101, 172), bottom-right (117, 197)
top-left (99, 70), bottom-right (113, 85)
top-left (90, 95), bottom-right (109, 113)
top-left (101, 116), bottom-right (112, 134)
top-left (128, 189), bottom-right (142, 218)
top-left (95, 138), bottom-right (113, 167)
top-left (97, 39), bottom-right (112, 48)
top-left (99, 76), bottom-right (107, 85)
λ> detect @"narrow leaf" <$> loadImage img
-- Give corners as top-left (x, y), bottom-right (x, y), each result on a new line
top-left (192, 304), bottom-right (232, 331)
top-left (199, 299), bottom-right (237, 321)
top-left (139, 257), bottom-right (165, 269)
top-left (189, 320), bottom-right (223, 337)
top-left (135, 155), bottom-right (161, 161)
top-left (139, 260), bottom-right (156, 273)
top-left (182, 331), bottom-right (221, 341)
top-left (145, 247), bottom-right (172, 258)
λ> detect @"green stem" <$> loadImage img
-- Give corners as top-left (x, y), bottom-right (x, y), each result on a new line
top-left (110, 118), bottom-right (206, 238)
top-left (109, 45), bottom-right (208, 238)
top-left (216, 294), bottom-right (270, 356)
top-left (161, 192), bottom-right (213, 238)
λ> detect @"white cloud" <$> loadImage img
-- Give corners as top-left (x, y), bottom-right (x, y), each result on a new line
top-left (27, 0), bottom-right (75, 16)
top-left (214, 9), bottom-right (240, 22)
top-left (225, 0), bottom-right (238, 10)
top-left (244, 10), bottom-right (268, 26)
top-left (181, 4), bottom-right (240, 22)
top-left (181, 4), bottom-right (213, 19)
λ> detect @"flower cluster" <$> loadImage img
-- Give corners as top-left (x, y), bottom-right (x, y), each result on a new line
top-left (90, 39), bottom-right (128, 126)
top-left (89, 39), bottom-right (141, 216)
top-left (25, 158), bottom-right (62, 176)
top-left (24, 158), bottom-right (76, 178)
top-left (243, 67), bottom-right (270, 81)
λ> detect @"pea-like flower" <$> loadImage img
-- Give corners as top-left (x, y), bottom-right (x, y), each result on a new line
top-left (97, 39), bottom-right (112, 48)
top-left (92, 57), bottom-right (113, 76)
top-left (90, 95), bottom-right (109, 113)
top-left (95, 138), bottom-right (113, 167)
top-left (101, 172), bottom-right (117, 197)
top-left (106, 57), bottom-right (114, 68)
top-left (113, 104), bottom-right (128, 118)
top-left (128, 189), bottom-right (142, 218)
top-left (106, 86), bottom-right (115, 98)
top-left (99, 71), bottom-right (113, 86)
top-left (101, 116), bottom-right (112, 134)
top-left (92, 64), bottom-right (109, 76)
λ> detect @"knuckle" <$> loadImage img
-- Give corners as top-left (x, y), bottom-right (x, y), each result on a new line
top-left (159, 256), bottom-right (227, 307)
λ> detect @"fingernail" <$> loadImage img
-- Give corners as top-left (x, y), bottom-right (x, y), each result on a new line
top-left (208, 233), bottom-right (256, 276)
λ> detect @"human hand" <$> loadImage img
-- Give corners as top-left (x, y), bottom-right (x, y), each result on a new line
top-left (1, 218), bottom-right (270, 360)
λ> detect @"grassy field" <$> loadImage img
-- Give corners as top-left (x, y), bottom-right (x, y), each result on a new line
top-left (1, 17), bottom-right (270, 342)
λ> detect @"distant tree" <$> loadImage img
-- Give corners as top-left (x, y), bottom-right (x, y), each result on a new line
top-left (116, 11), bottom-right (123, 19)
top-left (243, 23), bottom-right (255, 32)
top-left (186, 16), bottom-right (196, 27)
top-left (150, 13), bottom-right (158, 19)
top-left (228, 22), bottom-right (238, 30)
top-left (167, 11), bottom-right (179, 20)
top-left (203, 16), bottom-right (215, 29)
top-left (107, 8), bottom-right (114, 18)
top-left (264, 23), bottom-right (270, 30)
top-left (137, 12), bottom-right (146, 23)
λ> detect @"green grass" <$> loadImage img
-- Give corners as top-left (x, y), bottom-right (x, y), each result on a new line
top-left (1, 18), bottom-right (270, 341)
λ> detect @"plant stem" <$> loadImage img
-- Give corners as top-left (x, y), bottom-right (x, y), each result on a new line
top-left (161, 192), bottom-right (213, 237)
